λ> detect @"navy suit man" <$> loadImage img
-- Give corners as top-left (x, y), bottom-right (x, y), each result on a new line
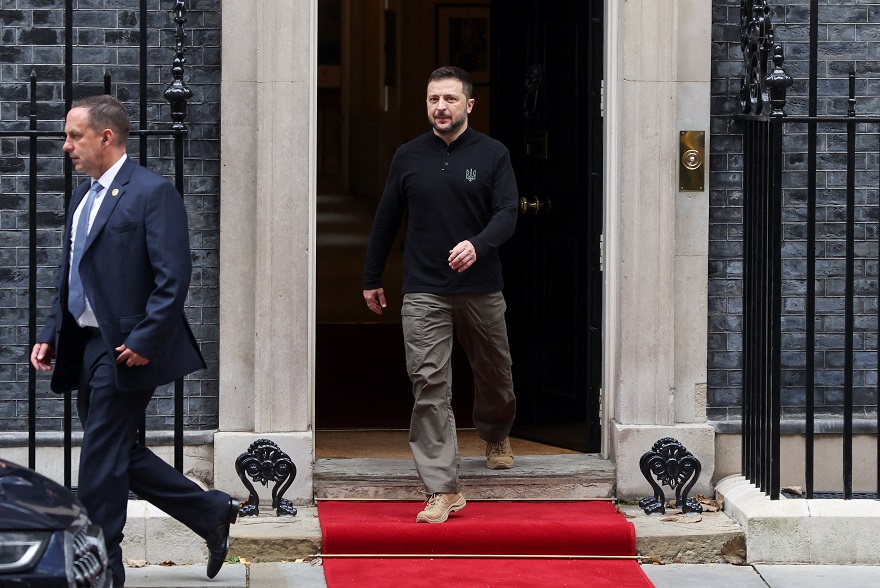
top-left (30, 95), bottom-right (237, 586)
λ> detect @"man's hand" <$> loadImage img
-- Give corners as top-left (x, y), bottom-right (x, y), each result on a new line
top-left (449, 240), bottom-right (477, 273)
top-left (30, 343), bottom-right (55, 372)
top-left (364, 288), bottom-right (387, 315)
top-left (115, 344), bottom-right (150, 367)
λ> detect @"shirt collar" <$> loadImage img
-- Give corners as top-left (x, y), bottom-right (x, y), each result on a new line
top-left (94, 153), bottom-right (127, 190)
top-left (431, 126), bottom-right (474, 149)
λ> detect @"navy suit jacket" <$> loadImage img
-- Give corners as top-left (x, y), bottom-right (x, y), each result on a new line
top-left (40, 157), bottom-right (206, 392)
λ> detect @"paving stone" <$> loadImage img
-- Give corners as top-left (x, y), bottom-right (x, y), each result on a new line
top-left (755, 564), bottom-right (880, 588)
top-left (622, 505), bottom-right (747, 565)
top-left (230, 507), bottom-right (323, 563)
top-left (642, 563), bottom-right (768, 588)
top-left (249, 562), bottom-right (328, 588)
top-left (123, 563), bottom-right (246, 588)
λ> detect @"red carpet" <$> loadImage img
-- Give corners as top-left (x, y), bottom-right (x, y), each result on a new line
top-left (318, 500), bottom-right (654, 587)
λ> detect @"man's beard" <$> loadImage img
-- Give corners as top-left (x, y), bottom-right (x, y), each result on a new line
top-left (431, 114), bottom-right (466, 135)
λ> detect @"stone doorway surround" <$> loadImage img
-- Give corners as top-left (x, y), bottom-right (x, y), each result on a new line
top-left (214, 0), bottom-right (317, 504)
top-left (212, 0), bottom-right (716, 505)
top-left (603, 0), bottom-right (714, 498)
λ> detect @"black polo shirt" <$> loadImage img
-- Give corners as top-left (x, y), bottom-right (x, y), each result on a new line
top-left (364, 127), bottom-right (519, 295)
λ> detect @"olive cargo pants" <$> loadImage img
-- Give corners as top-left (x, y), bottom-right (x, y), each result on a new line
top-left (402, 292), bottom-right (517, 493)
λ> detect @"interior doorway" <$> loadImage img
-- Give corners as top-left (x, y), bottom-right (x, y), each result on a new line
top-left (315, 0), bottom-right (603, 453)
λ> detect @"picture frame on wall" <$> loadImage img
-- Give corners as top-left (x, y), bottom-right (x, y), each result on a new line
top-left (436, 5), bottom-right (490, 84)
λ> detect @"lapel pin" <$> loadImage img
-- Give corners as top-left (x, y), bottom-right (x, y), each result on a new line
top-left (111, 188), bottom-right (120, 197)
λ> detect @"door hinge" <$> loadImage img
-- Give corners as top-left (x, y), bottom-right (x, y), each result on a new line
top-left (599, 79), bottom-right (605, 118)
top-left (598, 387), bottom-right (603, 418)
top-left (598, 233), bottom-right (604, 273)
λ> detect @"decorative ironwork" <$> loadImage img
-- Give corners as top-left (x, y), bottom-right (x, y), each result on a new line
top-left (164, 1), bottom-right (194, 131)
top-left (638, 438), bottom-right (702, 515)
top-left (736, 1), bottom-right (880, 501)
top-left (738, 0), bottom-right (776, 116)
top-left (8, 2), bottom-right (200, 485)
top-left (522, 64), bottom-right (543, 120)
top-left (738, 0), bottom-right (787, 501)
top-left (235, 439), bottom-right (298, 517)
top-left (764, 45), bottom-right (792, 117)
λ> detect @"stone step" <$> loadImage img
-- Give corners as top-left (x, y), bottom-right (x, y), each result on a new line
top-left (128, 454), bottom-right (746, 566)
top-left (224, 505), bottom-right (746, 565)
top-left (621, 505), bottom-right (747, 565)
top-left (313, 454), bottom-right (616, 500)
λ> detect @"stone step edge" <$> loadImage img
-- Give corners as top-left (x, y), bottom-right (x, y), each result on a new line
top-left (124, 501), bottom-right (746, 566)
top-left (314, 483), bottom-right (615, 500)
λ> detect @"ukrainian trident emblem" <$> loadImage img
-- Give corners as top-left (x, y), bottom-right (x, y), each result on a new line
top-left (465, 169), bottom-right (477, 182)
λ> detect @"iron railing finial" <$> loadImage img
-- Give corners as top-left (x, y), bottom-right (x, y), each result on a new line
top-left (164, 1), bottom-right (193, 131)
top-left (765, 45), bottom-right (792, 117)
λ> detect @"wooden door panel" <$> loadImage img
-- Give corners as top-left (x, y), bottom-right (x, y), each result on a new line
top-left (492, 0), bottom-right (602, 451)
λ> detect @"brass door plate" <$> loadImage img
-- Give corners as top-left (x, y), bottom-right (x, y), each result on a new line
top-left (679, 130), bottom-right (705, 192)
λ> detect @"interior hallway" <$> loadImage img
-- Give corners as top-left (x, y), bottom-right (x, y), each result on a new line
top-left (315, 190), bottom-right (483, 431)
top-left (315, 191), bottom-right (415, 429)
top-left (316, 192), bottom-right (402, 324)
top-left (314, 192), bottom-right (581, 456)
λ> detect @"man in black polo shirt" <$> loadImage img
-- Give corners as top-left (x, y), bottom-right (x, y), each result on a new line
top-left (363, 66), bottom-right (519, 523)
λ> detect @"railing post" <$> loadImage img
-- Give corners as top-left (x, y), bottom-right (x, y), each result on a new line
top-left (164, 0), bottom-right (193, 473)
top-left (164, 1), bottom-right (194, 134)
top-left (739, 1), bottom-right (784, 496)
top-left (3, 0), bottom-right (208, 488)
top-left (28, 71), bottom-right (38, 472)
top-left (738, 35), bottom-right (791, 499)
top-left (805, 0), bottom-right (819, 500)
top-left (844, 69), bottom-right (856, 500)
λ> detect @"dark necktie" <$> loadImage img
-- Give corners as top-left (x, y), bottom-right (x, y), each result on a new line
top-left (68, 182), bottom-right (103, 319)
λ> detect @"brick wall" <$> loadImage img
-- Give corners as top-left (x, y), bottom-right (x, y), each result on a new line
top-left (0, 1), bottom-right (221, 432)
top-left (711, 0), bottom-right (880, 424)
top-left (11, 1), bottom-right (875, 433)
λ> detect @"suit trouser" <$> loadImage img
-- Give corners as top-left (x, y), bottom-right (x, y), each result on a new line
top-left (77, 334), bottom-right (230, 586)
top-left (402, 292), bottom-right (517, 494)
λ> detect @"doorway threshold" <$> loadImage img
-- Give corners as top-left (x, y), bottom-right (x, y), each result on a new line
top-left (315, 428), bottom-right (582, 459)
top-left (314, 453), bottom-right (615, 500)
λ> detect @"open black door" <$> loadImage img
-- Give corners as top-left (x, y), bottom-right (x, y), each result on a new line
top-left (491, 0), bottom-right (603, 452)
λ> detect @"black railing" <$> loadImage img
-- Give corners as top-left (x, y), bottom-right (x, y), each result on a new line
top-left (738, 0), bottom-right (880, 500)
top-left (0, 1), bottom-right (192, 488)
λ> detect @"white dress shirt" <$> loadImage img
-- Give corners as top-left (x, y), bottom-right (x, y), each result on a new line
top-left (69, 154), bottom-right (128, 328)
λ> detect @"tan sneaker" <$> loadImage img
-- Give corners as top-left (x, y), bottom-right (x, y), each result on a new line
top-left (415, 492), bottom-right (466, 523)
top-left (486, 438), bottom-right (514, 469)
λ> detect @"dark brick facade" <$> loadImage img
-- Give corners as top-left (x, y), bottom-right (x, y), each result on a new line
top-left (7, 1), bottom-right (875, 435)
top-left (711, 0), bottom-right (880, 424)
top-left (0, 1), bottom-right (221, 432)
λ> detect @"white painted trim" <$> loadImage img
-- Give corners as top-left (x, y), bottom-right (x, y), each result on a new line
top-left (601, 0), bottom-right (621, 459)
top-left (309, 0), bottom-right (318, 454)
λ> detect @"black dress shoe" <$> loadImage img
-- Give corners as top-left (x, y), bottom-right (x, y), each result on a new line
top-left (205, 497), bottom-right (240, 579)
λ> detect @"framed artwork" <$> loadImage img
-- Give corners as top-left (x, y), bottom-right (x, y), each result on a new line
top-left (436, 5), bottom-right (490, 84)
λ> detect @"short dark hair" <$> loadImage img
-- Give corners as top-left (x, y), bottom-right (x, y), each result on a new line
top-left (71, 95), bottom-right (131, 142)
top-left (428, 66), bottom-right (474, 100)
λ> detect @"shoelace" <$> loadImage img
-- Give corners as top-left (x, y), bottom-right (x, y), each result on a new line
top-left (487, 441), bottom-right (507, 456)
